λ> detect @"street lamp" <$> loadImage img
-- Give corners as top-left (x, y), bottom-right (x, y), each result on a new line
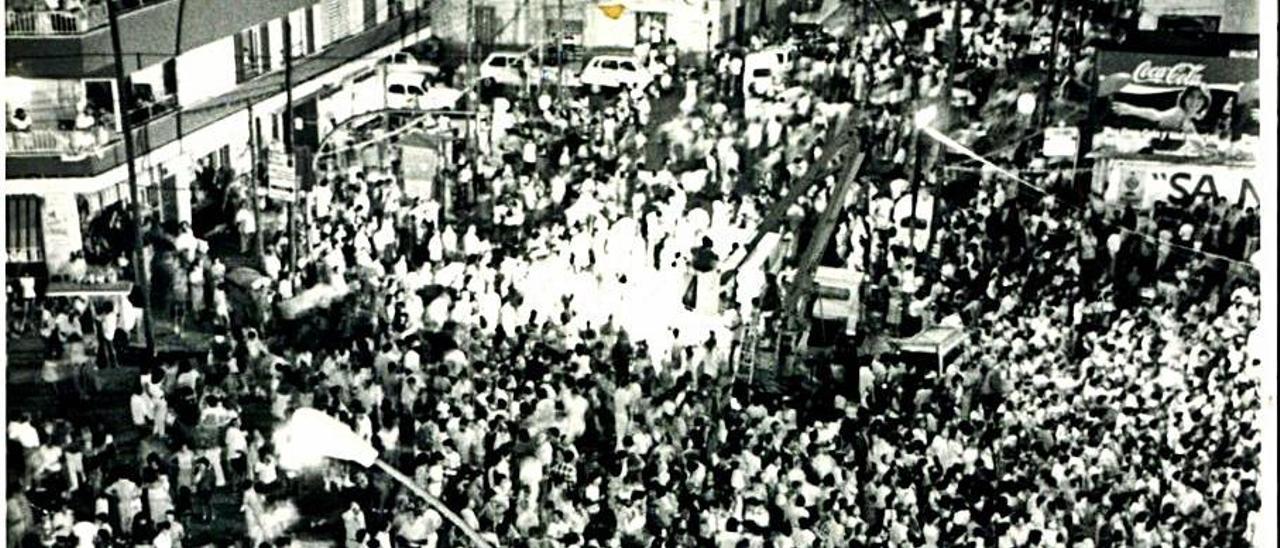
top-left (913, 104), bottom-right (939, 130)
top-left (275, 408), bottom-right (499, 548)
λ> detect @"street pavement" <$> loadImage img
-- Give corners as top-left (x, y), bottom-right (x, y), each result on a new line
top-left (5, 76), bottom-right (685, 547)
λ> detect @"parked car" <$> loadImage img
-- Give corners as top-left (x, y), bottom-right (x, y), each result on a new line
top-left (387, 81), bottom-right (427, 110)
top-left (578, 55), bottom-right (652, 93)
top-left (479, 52), bottom-right (532, 87)
top-left (382, 51), bottom-right (441, 78)
top-left (528, 46), bottom-right (583, 88)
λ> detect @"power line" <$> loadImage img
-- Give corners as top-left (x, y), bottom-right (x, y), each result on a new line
top-left (921, 125), bottom-right (1259, 271)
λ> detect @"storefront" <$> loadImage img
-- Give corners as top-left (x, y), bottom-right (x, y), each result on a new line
top-left (583, 0), bottom-right (723, 53)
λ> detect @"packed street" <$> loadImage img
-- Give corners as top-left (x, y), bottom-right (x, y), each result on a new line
top-left (6, 0), bottom-right (1273, 547)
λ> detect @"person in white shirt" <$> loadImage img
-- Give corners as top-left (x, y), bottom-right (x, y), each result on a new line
top-left (9, 108), bottom-right (32, 132)
top-left (235, 206), bottom-right (257, 254)
top-left (8, 414), bottom-right (41, 449)
top-left (130, 385), bottom-right (154, 430)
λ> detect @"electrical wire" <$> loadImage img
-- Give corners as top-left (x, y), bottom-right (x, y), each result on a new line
top-left (921, 125), bottom-right (1258, 271)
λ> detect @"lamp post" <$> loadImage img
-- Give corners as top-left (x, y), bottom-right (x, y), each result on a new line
top-left (106, 0), bottom-right (156, 355)
top-left (276, 409), bottom-right (498, 547)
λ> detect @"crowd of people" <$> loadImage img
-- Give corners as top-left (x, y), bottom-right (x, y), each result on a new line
top-left (8, 0), bottom-right (1264, 547)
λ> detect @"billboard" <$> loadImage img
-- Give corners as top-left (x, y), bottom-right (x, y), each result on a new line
top-left (1098, 158), bottom-right (1260, 210)
top-left (1091, 51), bottom-right (1259, 159)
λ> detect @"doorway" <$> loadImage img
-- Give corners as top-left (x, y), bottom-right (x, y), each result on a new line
top-left (82, 79), bottom-right (121, 131)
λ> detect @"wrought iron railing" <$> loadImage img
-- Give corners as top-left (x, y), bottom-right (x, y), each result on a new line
top-left (6, 4), bottom-right (108, 35)
top-left (5, 126), bottom-right (117, 156)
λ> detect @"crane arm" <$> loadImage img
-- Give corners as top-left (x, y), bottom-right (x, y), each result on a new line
top-left (719, 115), bottom-right (857, 284)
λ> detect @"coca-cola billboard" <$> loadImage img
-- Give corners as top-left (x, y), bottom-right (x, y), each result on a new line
top-left (1091, 51), bottom-right (1258, 161)
top-left (1130, 61), bottom-right (1207, 87)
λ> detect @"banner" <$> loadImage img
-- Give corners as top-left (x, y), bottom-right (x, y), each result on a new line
top-left (401, 140), bottom-right (441, 201)
top-left (1092, 51), bottom-right (1259, 159)
top-left (41, 193), bottom-right (85, 272)
top-left (1099, 158), bottom-right (1260, 209)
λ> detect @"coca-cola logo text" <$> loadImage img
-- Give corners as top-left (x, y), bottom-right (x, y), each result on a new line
top-left (1131, 61), bottom-right (1207, 87)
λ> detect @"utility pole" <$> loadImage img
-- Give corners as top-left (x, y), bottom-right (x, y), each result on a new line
top-left (106, 0), bottom-right (155, 355)
top-left (247, 100), bottom-right (265, 269)
top-left (557, 0), bottom-right (565, 100)
top-left (903, 54), bottom-right (926, 339)
top-left (539, 0), bottom-right (547, 93)
top-left (1039, 0), bottom-right (1064, 127)
top-left (943, 0), bottom-right (963, 128)
top-left (906, 57), bottom-right (923, 255)
top-left (284, 14), bottom-right (298, 272)
top-left (467, 0), bottom-right (479, 171)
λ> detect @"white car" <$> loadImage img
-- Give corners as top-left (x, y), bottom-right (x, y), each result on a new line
top-left (479, 52), bottom-right (531, 87)
top-left (387, 80), bottom-right (428, 110)
top-left (382, 51), bottom-right (440, 78)
top-left (579, 55), bottom-right (652, 93)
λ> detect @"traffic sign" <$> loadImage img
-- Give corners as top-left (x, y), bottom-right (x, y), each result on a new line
top-left (267, 144), bottom-right (297, 201)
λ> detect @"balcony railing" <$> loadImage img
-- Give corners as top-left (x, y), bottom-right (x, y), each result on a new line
top-left (5, 95), bottom-right (177, 158)
top-left (6, 127), bottom-right (118, 157)
top-left (6, 4), bottom-right (108, 35)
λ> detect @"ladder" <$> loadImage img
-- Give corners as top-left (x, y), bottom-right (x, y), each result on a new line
top-left (736, 306), bottom-right (762, 385)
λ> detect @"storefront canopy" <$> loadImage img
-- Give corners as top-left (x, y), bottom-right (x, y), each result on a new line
top-left (45, 282), bottom-right (134, 298)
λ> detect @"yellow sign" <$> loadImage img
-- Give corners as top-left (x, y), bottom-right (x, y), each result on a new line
top-left (599, 3), bottom-right (625, 19)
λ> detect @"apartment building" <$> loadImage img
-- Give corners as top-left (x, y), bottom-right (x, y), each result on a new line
top-left (5, 0), bottom-right (433, 275)
top-left (429, 0), bottom-right (784, 56)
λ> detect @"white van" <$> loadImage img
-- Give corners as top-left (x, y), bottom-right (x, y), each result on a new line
top-left (743, 51), bottom-right (784, 98)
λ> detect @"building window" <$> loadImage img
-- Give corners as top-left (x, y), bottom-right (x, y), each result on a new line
top-left (636, 12), bottom-right (667, 44)
top-left (202, 145), bottom-right (232, 170)
top-left (305, 8), bottom-right (317, 54)
top-left (324, 0), bottom-right (351, 44)
top-left (234, 24), bottom-right (272, 83)
top-left (544, 17), bottom-right (583, 42)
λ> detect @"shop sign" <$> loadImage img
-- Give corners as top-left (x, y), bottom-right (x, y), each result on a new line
top-left (1100, 158), bottom-right (1260, 209)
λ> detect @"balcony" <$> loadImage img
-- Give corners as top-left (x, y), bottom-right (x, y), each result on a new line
top-left (4, 0), bottom-right (181, 36)
top-left (5, 94), bottom-right (178, 168)
top-left (5, 4), bottom-right (108, 35)
top-left (7, 13), bottom-right (431, 179)
top-left (6, 0), bottom-right (314, 79)
top-left (6, 127), bottom-right (118, 157)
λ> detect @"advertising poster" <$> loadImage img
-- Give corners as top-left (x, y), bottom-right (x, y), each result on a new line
top-left (1100, 158), bottom-right (1260, 210)
top-left (1092, 51), bottom-right (1259, 159)
top-left (41, 192), bottom-right (86, 272)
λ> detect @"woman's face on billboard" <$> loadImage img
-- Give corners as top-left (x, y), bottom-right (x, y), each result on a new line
top-left (1181, 88), bottom-right (1208, 115)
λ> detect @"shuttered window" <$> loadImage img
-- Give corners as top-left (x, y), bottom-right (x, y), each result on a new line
top-left (324, 0), bottom-right (351, 44)
top-left (6, 196), bottom-right (45, 264)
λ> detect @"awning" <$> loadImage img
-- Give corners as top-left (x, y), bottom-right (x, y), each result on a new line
top-left (895, 326), bottom-right (966, 355)
top-left (791, 0), bottom-right (853, 34)
top-left (45, 282), bottom-right (134, 298)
